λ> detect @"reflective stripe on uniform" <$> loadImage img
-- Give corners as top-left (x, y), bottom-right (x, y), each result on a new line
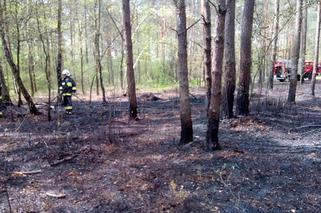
top-left (63, 93), bottom-right (72, 96)
top-left (67, 82), bottom-right (73, 87)
top-left (72, 87), bottom-right (76, 91)
top-left (65, 106), bottom-right (73, 110)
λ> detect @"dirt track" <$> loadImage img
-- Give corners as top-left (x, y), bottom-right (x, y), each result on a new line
top-left (1, 81), bottom-right (321, 212)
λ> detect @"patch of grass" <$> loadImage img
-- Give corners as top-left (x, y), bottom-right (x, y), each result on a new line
top-left (137, 81), bottom-right (178, 93)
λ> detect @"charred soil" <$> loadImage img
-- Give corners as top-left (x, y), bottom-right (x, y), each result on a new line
top-left (1, 82), bottom-right (321, 212)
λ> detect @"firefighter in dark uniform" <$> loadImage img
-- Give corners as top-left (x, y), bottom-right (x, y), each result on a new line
top-left (59, 69), bottom-right (76, 115)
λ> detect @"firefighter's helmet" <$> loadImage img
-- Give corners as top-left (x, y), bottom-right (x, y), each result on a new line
top-left (62, 69), bottom-right (71, 77)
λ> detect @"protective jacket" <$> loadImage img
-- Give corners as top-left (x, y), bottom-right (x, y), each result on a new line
top-left (59, 76), bottom-right (76, 96)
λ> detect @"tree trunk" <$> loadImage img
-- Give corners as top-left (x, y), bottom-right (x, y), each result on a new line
top-left (84, 0), bottom-right (89, 64)
top-left (299, 1), bottom-right (307, 84)
top-left (206, 0), bottom-right (226, 150)
top-left (28, 40), bottom-right (35, 96)
top-left (27, 0), bottom-right (35, 97)
top-left (79, 21), bottom-right (85, 94)
top-left (288, 0), bottom-right (303, 103)
top-left (107, 39), bottom-right (114, 86)
top-left (236, 0), bottom-right (255, 116)
top-left (36, 7), bottom-right (52, 121)
top-left (95, 0), bottom-right (106, 103)
top-left (0, 31), bottom-right (39, 114)
top-left (222, 0), bottom-right (236, 118)
top-left (56, 0), bottom-right (63, 86)
top-left (0, 60), bottom-right (12, 104)
top-left (201, 0), bottom-right (211, 111)
top-left (268, 0), bottom-right (280, 90)
top-left (311, 1), bottom-right (321, 96)
top-left (123, 0), bottom-right (138, 119)
top-left (173, 0), bottom-right (193, 144)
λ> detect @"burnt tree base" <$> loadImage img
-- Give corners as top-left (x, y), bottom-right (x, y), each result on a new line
top-left (222, 84), bottom-right (236, 119)
top-left (180, 122), bottom-right (193, 144)
top-left (206, 117), bottom-right (221, 151)
top-left (129, 106), bottom-right (138, 120)
top-left (236, 92), bottom-right (249, 116)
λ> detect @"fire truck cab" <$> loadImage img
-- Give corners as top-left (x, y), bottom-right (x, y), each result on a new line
top-left (274, 60), bottom-right (321, 82)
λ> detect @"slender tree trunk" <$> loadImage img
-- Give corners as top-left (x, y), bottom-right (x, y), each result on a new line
top-left (37, 8), bottom-right (52, 121)
top-left (201, 0), bottom-right (211, 111)
top-left (206, 0), bottom-right (226, 150)
top-left (27, 0), bottom-right (35, 97)
top-left (173, 0), bottom-right (193, 144)
top-left (107, 39), bottom-right (114, 86)
top-left (69, 0), bottom-right (75, 64)
top-left (95, 0), bottom-right (106, 103)
top-left (268, 0), bottom-right (280, 90)
top-left (236, 0), bottom-right (255, 116)
top-left (56, 0), bottom-right (63, 86)
top-left (259, 0), bottom-right (269, 84)
top-left (123, 0), bottom-right (138, 119)
top-left (299, 1), bottom-right (307, 83)
top-left (84, 0), bottom-right (89, 64)
top-left (79, 21), bottom-right (85, 94)
top-left (28, 40), bottom-right (35, 96)
top-left (120, 41), bottom-right (125, 90)
top-left (222, 0), bottom-right (236, 118)
top-left (0, 60), bottom-right (12, 104)
top-left (311, 1), bottom-right (321, 96)
top-left (288, 0), bottom-right (303, 103)
top-left (14, 2), bottom-right (22, 107)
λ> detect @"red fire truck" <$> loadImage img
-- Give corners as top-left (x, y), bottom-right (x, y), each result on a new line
top-left (274, 60), bottom-right (321, 82)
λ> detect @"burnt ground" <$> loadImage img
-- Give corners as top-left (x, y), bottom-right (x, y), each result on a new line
top-left (1, 81), bottom-right (321, 212)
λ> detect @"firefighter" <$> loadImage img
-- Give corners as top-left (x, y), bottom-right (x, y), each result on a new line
top-left (59, 69), bottom-right (76, 115)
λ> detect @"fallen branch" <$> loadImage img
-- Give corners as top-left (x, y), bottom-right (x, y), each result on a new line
top-left (189, 93), bottom-right (198, 100)
top-left (12, 169), bottom-right (42, 176)
top-left (46, 191), bottom-right (66, 198)
top-left (49, 154), bottom-right (78, 167)
top-left (292, 125), bottom-right (321, 131)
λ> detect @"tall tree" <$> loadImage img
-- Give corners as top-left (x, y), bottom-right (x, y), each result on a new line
top-left (311, 0), bottom-right (321, 96)
top-left (95, 0), bottom-right (107, 103)
top-left (201, 0), bottom-right (212, 111)
top-left (222, 0), bottom-right (236, 118)
top-left (123, 0), bottom-right (138, 119)
top-left (268, 0), bottom-right (280, 90)
top-left (173, 0), bottom-right (193, 144)
top-left (36, 9), bottom-right (52, 121)
top-left (56, 0), bottom-right (63, 86)
top-left (299, 0), bottom-right (307, 83)
top-left (288, 0), bottom-right (303, 103)
top-left (206, 0), bottom-right (226, 150)
top-left (236, 0), bottom-right (255, 116)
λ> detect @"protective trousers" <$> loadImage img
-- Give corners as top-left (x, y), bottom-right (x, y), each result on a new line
top-left (63, 95), bottom-right (73, 114)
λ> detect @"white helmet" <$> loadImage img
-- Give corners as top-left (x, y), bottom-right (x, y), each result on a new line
top-left (62, 69), bottom-right (71, 77)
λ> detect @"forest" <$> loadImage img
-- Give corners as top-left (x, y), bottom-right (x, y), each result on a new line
top-left (1, 0), bottom-right (321, 212)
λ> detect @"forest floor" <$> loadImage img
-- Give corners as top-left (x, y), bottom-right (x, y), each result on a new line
top-left (1, 81), bottom-right (321, 212)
